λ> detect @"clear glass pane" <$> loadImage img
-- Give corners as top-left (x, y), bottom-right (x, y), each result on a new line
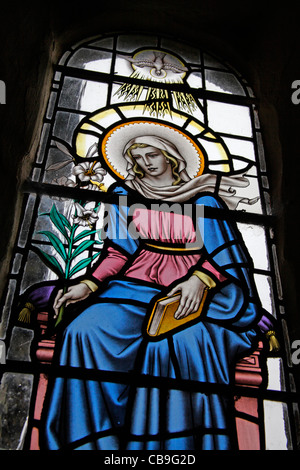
top-left (237, 223), bottom-right (270, 270)
top-left (114, 55), bottom-right (136, 78)
top-left (207, 100), bottom-right (252, 137)
top-left (263, 401), bottom-right (291, 449)
top-left (11, 253), bottom-right (23, 275)
top-left (256, 132), bottom-right (267, 172)
top-left (42, 146), bottom-right (73, 185)
top-left (254, 273), bottom-right (275, 315)
top-left (203, 53), bottom-right (229, 69)
top-left (205, 70), bottom-right (246, 96)
top-left (186, 71), bottom-right (203, 89)
top-left (160, 38), bottom-right (201, 64)
top-left (17, 194), bottom-right (37, 248)
top-left (59, 78), bottom-right (108, 113)
top-left (0, 372), bottom-right (34, 450)
top-left (0, 280), bottom-right (17, 338)
top-left (222, 136), bottom-right (256, 162)
top-left (36, 123), bottom-right (51, 164)
top-left (21, 250), bottom-right (56, 293)
top-left (88, 37), bottom-right (114, 50)
top-left (46, 91), bottom-right (58, 119)
top-left (52, 111), bottom-right (86, 145)
top-left (117, 34), bottom-right (158, 52)
top-left (267, 357), bottom-right (286, 391)
top-left (67, 48), bottom-right (112, 73)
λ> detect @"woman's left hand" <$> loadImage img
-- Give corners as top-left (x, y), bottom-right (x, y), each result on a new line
top-left (167, 275), bottom-right (207, 320)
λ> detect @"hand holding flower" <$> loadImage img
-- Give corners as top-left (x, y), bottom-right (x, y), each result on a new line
top-left (53, 283), bottom-right (92, 319)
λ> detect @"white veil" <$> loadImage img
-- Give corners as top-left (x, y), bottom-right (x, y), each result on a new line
top-left (123, 135), bottom-right (258, 210)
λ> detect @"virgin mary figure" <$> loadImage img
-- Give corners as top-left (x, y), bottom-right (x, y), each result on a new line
top-left (42, 122), bottom-right (264, 450)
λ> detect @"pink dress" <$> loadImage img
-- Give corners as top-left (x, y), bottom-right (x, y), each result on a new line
top-left (92, 207), bottom-right (226, 286)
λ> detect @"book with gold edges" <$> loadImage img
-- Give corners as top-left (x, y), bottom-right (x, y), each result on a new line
top-left (147, 288), bottom-right (209, 337)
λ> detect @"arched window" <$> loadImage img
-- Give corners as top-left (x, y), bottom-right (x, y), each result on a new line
top-left (0, 33), bottom-right (298, 451)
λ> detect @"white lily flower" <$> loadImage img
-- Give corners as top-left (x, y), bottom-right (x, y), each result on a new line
top-left (72, 161), bottom-right (106, 183)
top-left (73, 202), bottom-right (99, 227)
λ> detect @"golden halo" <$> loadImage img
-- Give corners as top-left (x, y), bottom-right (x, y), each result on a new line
top-left (101, 120), bottom-right (205, 180)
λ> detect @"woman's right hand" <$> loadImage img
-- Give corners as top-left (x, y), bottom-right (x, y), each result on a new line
top-left (53, 283), bottom-right (92, 319)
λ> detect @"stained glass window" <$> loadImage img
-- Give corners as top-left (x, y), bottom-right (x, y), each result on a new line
top-left (0, 33), bottom-right (298, 451)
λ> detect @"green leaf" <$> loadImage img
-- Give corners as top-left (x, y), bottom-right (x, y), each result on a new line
top-left (35, 247), bottom-right (64, 277)
top-left (69, 257), bottom-right (93, 278)
top-left (37, 230), bottom-right (67, 261)
top-left (73, 229), bottom-right (101, 244)
top-left (71, 239), bottom-right (97, 260)
top-left (49, 204), bottom-right (70, 241)
top-left (59, 212), bottom-right (72, 232)
top-left (69, 252), bottom-right (100, 278)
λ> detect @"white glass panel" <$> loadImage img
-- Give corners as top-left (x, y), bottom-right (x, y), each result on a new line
top-left (114, 56), bottom-right (135, 78)
top-left (186, 71), bottom-right (203, 89)
top-left (222, 137), bottom-right (256, 162)
top-left (207, 101), bottom-right (252, 137)
top-left (264, 401), bottom-right (290, 449)
top-left (267, 357), bottom-right (286, 391)
top-left (254, 273), bottom-right (274, 314)
top-left (264, 358), bottom-right (290, 449)
top-left (79, 81), bottom-right (108, 112)
top-left (237, 224), bottom-right (270, 270)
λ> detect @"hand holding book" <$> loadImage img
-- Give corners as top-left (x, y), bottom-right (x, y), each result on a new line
top-left (147, 272), bottom-right (216, 337)
top-left (167, 275), bottom-right (208, 320)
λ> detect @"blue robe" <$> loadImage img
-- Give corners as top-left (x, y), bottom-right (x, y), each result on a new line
top-left (42, 188), bottom-right (260, 450)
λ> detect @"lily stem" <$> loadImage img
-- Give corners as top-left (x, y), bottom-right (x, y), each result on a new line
top-left (55, 285), bottom-right (67, 327)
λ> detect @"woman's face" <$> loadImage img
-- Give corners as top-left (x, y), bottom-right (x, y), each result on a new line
top-left (130, 146), bottom-right (170, 178)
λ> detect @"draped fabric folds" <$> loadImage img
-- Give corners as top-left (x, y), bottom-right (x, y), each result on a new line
top-left (42, 187), bottom-right (260, 450)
